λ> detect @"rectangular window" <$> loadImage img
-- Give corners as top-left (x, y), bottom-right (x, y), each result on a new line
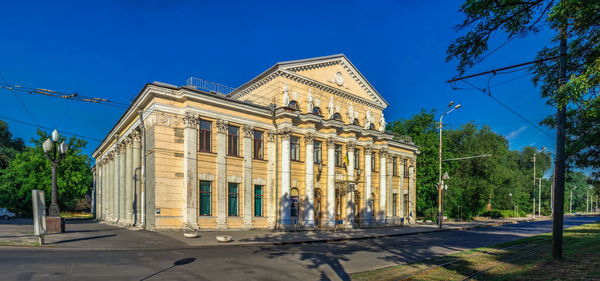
top-left (228, 126), bottom-right (239, 156)
top-left (335, 144), bottom-right (343, 167)
top-left (392, 157), bottom-right (398, 176)
top-left (254, 185), bottom-right (263, 216)
top-left (253, 131), bottom-right (264, 159)
top-left (228, 183), bottom-right (239, 216)
top-left (314, 141), bottom-right (322, 164)
top-left (198, 120), bottom-right (212, 152)
top-left (392, 194), bottom-right (398, 216)
top-left (199, 181), bottom-right (211, 216)
top-left (371, 152), bottom-right (376, 171)
top-left (403, 159), bottom-right (409, 177)
top-left (354, 149), bottom-right (360, 169)
top-left (291, 136), bottom-right (300, 161)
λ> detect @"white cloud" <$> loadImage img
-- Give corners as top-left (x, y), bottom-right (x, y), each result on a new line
top-left (506, 125), bottom-right (528, 140)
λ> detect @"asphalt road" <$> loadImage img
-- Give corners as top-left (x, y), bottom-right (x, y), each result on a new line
top-left (1, 216), bottom-right (598, 281)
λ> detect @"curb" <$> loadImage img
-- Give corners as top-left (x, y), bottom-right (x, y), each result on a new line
top-left (0, 218), bottom-right (553, 251)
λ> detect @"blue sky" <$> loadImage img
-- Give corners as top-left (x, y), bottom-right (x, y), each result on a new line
top-left (0, 1), bottom-right (558, 161)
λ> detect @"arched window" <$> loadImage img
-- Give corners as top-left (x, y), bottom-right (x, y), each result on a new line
top-left (353, 118), bottom-right (360, 126)
top-left (290, 188), bottom-right (300, 217)
top-left (288, 100), bottom-right (299, 111)
top-left (331, 112), bottom-right (342, 121)
top-left (312, 107), bottom-right (322, 116)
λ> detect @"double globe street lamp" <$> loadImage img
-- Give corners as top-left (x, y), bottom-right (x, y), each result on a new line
top-left (42, 129), bottom-right (68, 217)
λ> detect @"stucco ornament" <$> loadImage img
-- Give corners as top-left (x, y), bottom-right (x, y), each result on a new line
top-left (378, 113), bottom-right (386, 132)
top-left (282, 82), bottom-right (290, 106)
top-left (365, 109), bottom-right (372, 129)
top-left (328, 96), bottom-right (335, 118)
top-left (307, 89), bottom-right (314, 112)
top-left (347, 102), bottom-right (354, 122)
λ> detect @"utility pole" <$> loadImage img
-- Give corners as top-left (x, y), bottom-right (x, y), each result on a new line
top-left (437, 102), bottom-right (461, 229)
top-left (532, 147), bottom-right (545, 218)
top-left (552, 27), bottom-right (567, 260)
top-left (538, 178), bottom-right (542, 217)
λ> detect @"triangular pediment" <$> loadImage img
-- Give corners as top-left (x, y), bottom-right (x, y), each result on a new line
top-left (276, 54), bottom-right (388, 108)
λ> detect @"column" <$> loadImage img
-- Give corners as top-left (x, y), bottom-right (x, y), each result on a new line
top-left (216, 119), bottom-right (228, 229)
top-left (107, 154), bottom-right (113, 221)
top-left (132, 130), bottom-right (142, 226)
top-left (183, 114), bottom-right (199, 229)
top-left (346, 141), bottom-right (356, 227)
top-left (125, 137), bottom-right (134, 225)
top-left (95, 164), bottom-right (101, 220)
top-left (119, 142), bottom-right (127, 224)
top-left (242, 125), bottom-right (253, 228)
top-left (280, 129), bottom-right (292, 226)
top-left (113, 146), bottom-right (120, 223)
top-left (399, 159), bottom-right (406, 218)
top-left (266, 131), bottom-right (276, 227)
top-left (304, 132), bottom-right (315, 227)
top-left (326, 138), bottom-right (336, 227)
top-left (379, 148), bottom-right (388, 222)
top-left (364, 145), bottom-right (373, 224)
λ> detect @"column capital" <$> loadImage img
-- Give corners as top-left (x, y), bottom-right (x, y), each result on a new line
top-left (267, 130), bottom-right (277, 142)
top-left (326, 137), bottom-right (336, 148)
top-left (118, 142), bottom-right (127, 153)
top-left (279, 128), bottom-right (292, 140)
top-left (132, 129), bottom-right (142, 142)
top-left (304, 132), bottom-right (315, 145)
top-left (378, 148), bottom-right (388, 157)
top-left (183, 113), bottom-right (198, 128)
top-left (125, 135), bottom-right (134, 147)
top-left (242, 124), bottom-right (254, 138)
top-left (346, 141), bottom-right (356, 152)
top-left (216, 119), bottom-right (228, 134)
top-left (364, 145), bottom-right (373, 154)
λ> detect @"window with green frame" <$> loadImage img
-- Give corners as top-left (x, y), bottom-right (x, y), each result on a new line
top-left (254, 185), bottom-right (263, 216)
top-left (199, 181), bottom-right (211, 216)
top-left (228, 183), bottom-right (239, 216)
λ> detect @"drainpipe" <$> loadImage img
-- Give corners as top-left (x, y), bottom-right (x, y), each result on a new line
top-left (138, 110), bottom-right (147, 228)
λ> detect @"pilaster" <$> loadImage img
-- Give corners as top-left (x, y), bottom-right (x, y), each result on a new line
top-left (132, 130), bottom-right (142, 226)
top-left (266, 131), bottom-right (276, 227)
top-left (113, 146), bottom-right (120, 223)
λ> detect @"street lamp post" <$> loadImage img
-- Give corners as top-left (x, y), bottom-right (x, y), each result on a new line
top-left (42, 129), bottom-right (68, 218)
top-left (438, 101), bottom-right (461, 229)
top-left (570, 186), bottom-right (577, 214)
top-left (532, 147), bottom-right (546, 218)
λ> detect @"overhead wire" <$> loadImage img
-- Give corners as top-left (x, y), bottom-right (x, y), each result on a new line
top-left (0, 114), bottom-right (102, 142)
top-left (0, 73), bottom-right (42, 127)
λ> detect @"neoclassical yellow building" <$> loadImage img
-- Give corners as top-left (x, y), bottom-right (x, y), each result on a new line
top-left (93, 54), bottom-right (419, 231)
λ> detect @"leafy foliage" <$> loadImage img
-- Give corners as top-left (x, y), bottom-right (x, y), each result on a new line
top-left (0, 120), bottom-right (25, 169)
top-left (447, 0), bottom-right (599, 184)
top-left (0, 129), bottom-right (93, 216)
top-left (389, 110), bottom-right (552, 220)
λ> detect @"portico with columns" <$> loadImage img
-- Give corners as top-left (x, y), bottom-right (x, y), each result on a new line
top-left (92, 54), bottom-right (419, 231)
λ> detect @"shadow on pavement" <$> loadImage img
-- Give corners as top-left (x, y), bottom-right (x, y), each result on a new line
top-left (140, 257), bottom-right (196, 281)
top-left (50, 234), bottom-right (117, 244)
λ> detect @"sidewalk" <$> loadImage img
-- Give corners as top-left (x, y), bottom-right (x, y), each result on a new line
top-left (0, 216), bottom-right (549, 250)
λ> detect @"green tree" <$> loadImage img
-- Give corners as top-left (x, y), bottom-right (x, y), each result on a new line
top-left (446, 0), bottom-right (599, 183)
top-left (0, 120), bottom-right (25, 169)
top-left (0, 129), bottom-right (92, 216)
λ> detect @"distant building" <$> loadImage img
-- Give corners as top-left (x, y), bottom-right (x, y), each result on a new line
top-left (92, 54), bottom-right (419, 231)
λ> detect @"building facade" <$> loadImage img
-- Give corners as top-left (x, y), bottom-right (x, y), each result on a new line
top-left (92, 54), bottom-right (419, 231)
